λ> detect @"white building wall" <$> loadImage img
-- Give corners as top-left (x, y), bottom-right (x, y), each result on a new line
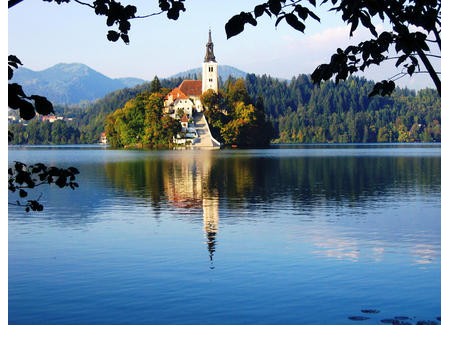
top-left (202, 61), bottom-right (218, 93)
top-left (173, 99), bottom-right (194, 119)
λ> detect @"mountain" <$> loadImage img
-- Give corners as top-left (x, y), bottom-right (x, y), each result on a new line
top-left (169, 65), bottom-right (247, 81)
top-left (11, 63), bottom-right (146, 105)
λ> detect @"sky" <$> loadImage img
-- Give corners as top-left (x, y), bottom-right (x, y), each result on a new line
top-left (7, 0), bottom-right (441, 91)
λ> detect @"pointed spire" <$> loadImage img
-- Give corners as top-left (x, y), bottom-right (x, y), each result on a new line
top-left (204, 29), bottom-right (216, 62)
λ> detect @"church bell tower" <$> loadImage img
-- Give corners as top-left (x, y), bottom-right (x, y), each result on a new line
top-left (202, 29), bottom-right (219, 94)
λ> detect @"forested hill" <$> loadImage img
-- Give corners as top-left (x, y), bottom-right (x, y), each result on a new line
top-left (8, 74), bottom-right (440, 145)
top-left (245, 74), bottom-right (440, 143)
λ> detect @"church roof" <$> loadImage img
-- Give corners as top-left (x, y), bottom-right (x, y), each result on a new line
top-left (178, 80), bottom-right (202, 97)
top-left (167, 87), bottom-right (189, 100)
top-left (204, 29), bottom-right (216, 62)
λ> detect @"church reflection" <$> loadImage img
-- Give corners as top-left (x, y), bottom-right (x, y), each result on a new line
top-left (102, 148), bottom-right (441, 268)
top-left (163, 151), bottom-right (219, 268)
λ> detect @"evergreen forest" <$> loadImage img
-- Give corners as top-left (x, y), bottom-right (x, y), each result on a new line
top-left (8, 74), bottom-right (441, 146)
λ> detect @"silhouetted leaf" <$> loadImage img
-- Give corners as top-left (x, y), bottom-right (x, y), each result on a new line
top-left (395, 54), bottom-right (408, 67)
top-left (107, 30), bottom-right (120, 42)
top-left (121, 33), bottom-right (130, 44)
top-left (254, 4), bottom-right (266, 18)
top-left (311, 64), bottom-right (333, 83)
top-left (167, 8), bottom-right (180, 20)
top-left (350, 18), bottom-right (358, 36)
top-left (19, 99), bottom-right (36, 120)
top-left (8, 67), bottom-right (14, 80)
top-left (30, 95), bottom-right (54, 115)
top-left (8, 55), bottom-right (22, 67)
top-left (68, 167), bottom-right (80, 174)
top-left (9, 83), bottom-right (26, 98)
top-left (94, 1), bottom-right (108, 15)
top-left (55, 176), bottom-right (67, 188)
top-left (285, 13), bottom-right (305, 32)
top-left (307, 9), bottom-right (320, 22)
top-left (159, 0), bottom-right (170, 11)
top-left (275, 15), bottom-right (285, 27)
top-left (225, 14), bottom-right (245, 39)
top-left (369, 80), bottom-right (396, 97)
top-left (119, 20), bottom-right (131, 33)
top-left (124, 5), bottom-right (137, 18)
top-left (106, 15), bottom-right (116, 27)
top-left (268, 0), bottom-right (282, 15)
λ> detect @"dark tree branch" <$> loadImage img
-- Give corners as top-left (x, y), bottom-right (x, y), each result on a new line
top-left (432, 27), bottom-right (441, 50)
top-left (416, 48), bottom-right (441, 95)
top-left (383, 6), bottom-right (441, 96)
top-left (73, 0), bottom-right (94, 8)
top-left (8, 0), bottom-right (24, 8)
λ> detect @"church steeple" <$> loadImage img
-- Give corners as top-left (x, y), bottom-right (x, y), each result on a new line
top-left (204, 29), bottom-right (216, 62)
top-left (202, 29), bottom-right (219, 93)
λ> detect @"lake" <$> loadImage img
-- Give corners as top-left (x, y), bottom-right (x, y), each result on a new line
top-left (8, 144), bottom-right (441, 325)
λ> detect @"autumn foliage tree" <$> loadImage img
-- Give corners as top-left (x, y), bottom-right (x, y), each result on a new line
top-left (201, 78), bottom-right (274, 147)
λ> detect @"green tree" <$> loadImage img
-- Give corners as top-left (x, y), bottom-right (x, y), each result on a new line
top-left (150, 76), bottom-right (162, 93)
top-left (104, 91), bottom-right (180, 148)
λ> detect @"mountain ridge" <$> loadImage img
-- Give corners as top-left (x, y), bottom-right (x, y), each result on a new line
top-left (11, 63), bottom-right (146, 105)
top-left (11, 63), bottom-right (251, 105)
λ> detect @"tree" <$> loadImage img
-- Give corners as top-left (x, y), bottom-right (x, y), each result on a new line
top-left (150, 76), bottom-right (162, 93)
top-left (104, 91), bottom-right (181, 148)
top-left (224, 0), bottom-right (441, 96)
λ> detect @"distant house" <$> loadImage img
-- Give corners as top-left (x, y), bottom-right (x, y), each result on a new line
top-left (41, 115), bottom-right (64, 123)
top-left (180, 114), bottom-right (189, 130)
top-left (100, 132), bottom-right (108, 144)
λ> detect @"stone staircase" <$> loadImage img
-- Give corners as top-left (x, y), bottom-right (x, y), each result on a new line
top-left (192, 112), bottom-right (221, 149)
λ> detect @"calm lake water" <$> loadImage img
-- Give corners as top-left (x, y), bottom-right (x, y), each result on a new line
top-left (8, 144), bottom-right (441, 325)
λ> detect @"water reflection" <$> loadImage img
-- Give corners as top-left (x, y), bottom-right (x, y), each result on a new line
top-left (101, 148), bottom-right (440, 266)
top-left (8, 146), bottom-right (441, 324)
top-left (162, 152), bottom-right (220, 267)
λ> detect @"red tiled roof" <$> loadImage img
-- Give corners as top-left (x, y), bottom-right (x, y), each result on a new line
top-left (181, 114), bottom-right (189, 122)
top-left (178, 80), bottom-right (202, 97)
top-left (167, 87), bottom-right (189, 100)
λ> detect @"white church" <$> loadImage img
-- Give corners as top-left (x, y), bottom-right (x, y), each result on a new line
top-left (164, 30), bottom-right (221, 148)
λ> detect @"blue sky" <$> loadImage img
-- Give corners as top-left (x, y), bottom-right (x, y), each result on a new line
top-left (8, 0), bottom-right (441, 90)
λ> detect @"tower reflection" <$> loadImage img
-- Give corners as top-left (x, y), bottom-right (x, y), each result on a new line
top-left (163, 151), bottom-right (219, 268)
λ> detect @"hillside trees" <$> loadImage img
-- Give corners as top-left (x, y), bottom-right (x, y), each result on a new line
top-left (272, 77), bottom-right (440, 143)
